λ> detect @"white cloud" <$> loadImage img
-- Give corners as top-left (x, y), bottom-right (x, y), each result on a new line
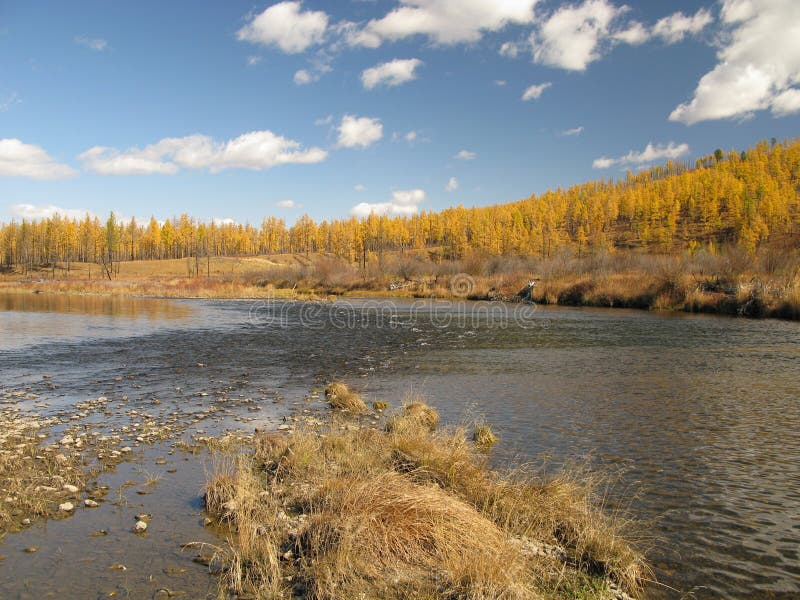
top-left (350, 189), bottom-right (426, 217)
top-left (294, 69), bottom-right (315, 85)
top-left (74, 36), bottom-right (108, 51)
top-left (0, 138), bottom-right (77, 179)
top-left (522, 81), bottom-right (552, 100)
top-left (593, 142), bottom-right (689, 169)
top-left (404, 131), bottom-right (418, 143)
top-left (530, 0), bottom-right (625, 71)
top-left (494, 79), bottom-right (507, 86)
top-left (8, 204), bottom-right (89, 220)
top-left (214, 218), bottom-right (237, 226)
top-left (348, 0), bottom-right (538, 47)
top-left (79, 131), bottom-right (327, 175)
top-left (771, 88), bottom-right (800, 115)
top-left (612, 21), bottom-right (649, 45)
top-left (499, 41), bottom-right (522, 58)
top-left (237, 1), bottom-right (328, 53)
top-left (361, 58), bottom-right (423, 89)
top-left (246, 55), bottom-right (262, 66)
top-left (670, 0), bottom-right (800, 125)
top-left (455, 150), bottom-right (477, 160)
top-left (336, 115), bottom-right (383, 148)
top-left (355, 184), bottom-right (366, 191)
top-left (561, 126), bottom-right (584, 136)
top-left (0, 92), bottom-right (21, 112)
top-left (652, 8), bottom-right (713, 44)
top-left (529, 2), bottom-right (711, 72)
top-left (445, 176), bottom-right (458, 192)
top-left (276, 200), bottom-right (299, 208)
top-left (314, 115), bottom-right (333, 126)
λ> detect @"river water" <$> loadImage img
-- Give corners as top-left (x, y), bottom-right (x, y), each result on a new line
top-left (0, 293), bottom-right (798, 598)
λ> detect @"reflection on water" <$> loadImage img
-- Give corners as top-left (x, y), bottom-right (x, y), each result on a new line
top-left (0, 296), bottom-right (798, 598)
top-left (0, 292), bottom-right (193, 350)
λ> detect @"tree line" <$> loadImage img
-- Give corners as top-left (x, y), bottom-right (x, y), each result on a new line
top-left (2, 139), bottom-right (798, 275)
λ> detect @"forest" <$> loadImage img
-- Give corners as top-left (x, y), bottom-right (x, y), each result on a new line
top-left (2, 139), bottom-right (799, 274)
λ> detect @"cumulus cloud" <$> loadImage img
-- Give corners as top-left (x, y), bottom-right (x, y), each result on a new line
top-left (336, 115), bottom-right (383, 148)
top-left (529, 1), bottom-right (712, 71)
top-left (74, 36), bottom-right (108, 51)
top-left (350, 189), bottom-right (426, 217)
top-left (652, 8), bottom-right (713, 44)
top-left (593, 142), bottom-right (690, 169)
top-left (8, 204), bottom-right (89, 220)
top-left (530, 0), bottom-right (625, 71)
top-left (522, 82), bottom-right (552, 101)
top-left (771, 88), bottom-right (800, 116)
top-left (348, 0), bottom-right (538, 47)
top-left (79, 131), bottom-right (327, 175)
top-left (670, 0), bottom-right (800, 124)
top-left (355, 184), bottom-right (366, 191)
top-left (0, 138), bottom-right (77, 179)
top-left (455, 150), bottom-right (476, 160)
top-left (561, 126), bottom-right (584, 136)
top-left (237, 1), bottom-right (328, 53)
top-left (361, 58), bottom-right (423, 89)
top-left (445, 176), bottom-right (458, 192)
top-left (276, 199), bottom-right (299, 208)
top-left (612, 21), bottom-right (649, 45)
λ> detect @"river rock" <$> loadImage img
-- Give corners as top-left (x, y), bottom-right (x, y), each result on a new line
top-left (84, 499), bottom-right (99, 508)
top-left (59, 502), bottom-right (74, 512)
top-left (134, 520), bottom-right (147, 533)
top-left (59, 435), bottom-right (74, 446)
top-left (63, 484), bottom-right (79, 493)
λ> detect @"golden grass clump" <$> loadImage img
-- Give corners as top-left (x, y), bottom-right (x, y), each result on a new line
top-left (204, 400), bottom-right (648, 599)
top-left (473, 424), bottom-right (498, 449)
top-left (324, 381), bottom-right (368, 413)
top-left (385, 398), bottom-right (440, 434)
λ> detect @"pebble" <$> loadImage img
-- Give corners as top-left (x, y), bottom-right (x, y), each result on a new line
top-left (84, 499), bottom-right (99, 508)
top-left (134, 520), bottom-right (147, 533)
top-left (59, 502), bottom-right (74, 512)
top-left (63, 484), bottom-right (79, 493)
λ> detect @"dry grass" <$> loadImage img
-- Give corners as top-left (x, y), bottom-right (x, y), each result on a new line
top-left (324, 381), bottom-right (368, 414)
top-left (385, 398), bottom-right (440, 434)
top-left (203, 403), bottom-right (649, 599)
top-left (473, 424), bottom-right (499, 449)
top-left (3, 246), bottom-right (799, 320)
top-left (0, 410), bottom-right (86, 533)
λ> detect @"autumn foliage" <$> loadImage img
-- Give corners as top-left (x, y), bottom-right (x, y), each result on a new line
top-left (1, 139), bottom-right (798, 273)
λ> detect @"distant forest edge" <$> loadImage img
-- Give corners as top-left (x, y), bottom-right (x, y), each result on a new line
top-left (2, 138), bottom-right (799, 272)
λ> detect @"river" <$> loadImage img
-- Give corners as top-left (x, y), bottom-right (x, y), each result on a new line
top-left (0, 293), bottom-right (798, 598)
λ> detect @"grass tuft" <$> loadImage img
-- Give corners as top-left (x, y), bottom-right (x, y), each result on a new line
top-left (204, 399), bottom-right (649, 599)
top-left (324, 381), bottom-right (368, 414)
top-left (473, 424), bottom-right (499, 449)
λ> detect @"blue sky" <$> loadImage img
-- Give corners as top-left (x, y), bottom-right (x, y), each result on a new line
top-left (1, 0), bottom-right (799, 224)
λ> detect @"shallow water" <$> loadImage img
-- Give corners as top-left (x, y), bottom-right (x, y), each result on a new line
top-left (1, 293), bottom-right (799, 598)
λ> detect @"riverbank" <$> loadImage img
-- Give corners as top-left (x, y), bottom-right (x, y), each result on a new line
top-left (0, 372), bottom-right (648, 599)
top-left (2, 266), bottom-right (799, 321)
top-left (204, 386), bottom-right (647, 599)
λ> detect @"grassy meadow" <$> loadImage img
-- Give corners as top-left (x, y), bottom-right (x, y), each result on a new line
top-left (2, 243), bottom-right (799, 319)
